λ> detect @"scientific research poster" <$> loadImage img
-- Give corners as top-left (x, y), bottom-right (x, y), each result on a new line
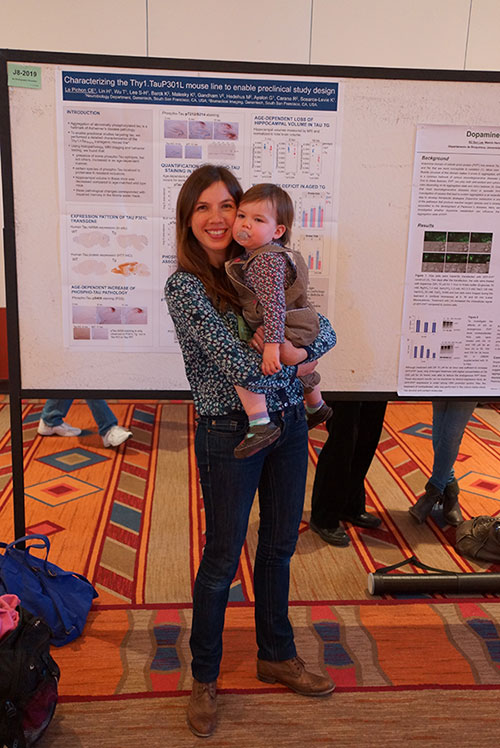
top-left (56, 67), bottom-right (342, 351)
top-left (398, 124), bottom-right (500, 395)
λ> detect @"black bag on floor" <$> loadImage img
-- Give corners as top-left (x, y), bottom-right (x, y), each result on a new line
top-left (0, 606), bottom-right (60, 748)
top-left (455, 515), bottom-right (500, 563)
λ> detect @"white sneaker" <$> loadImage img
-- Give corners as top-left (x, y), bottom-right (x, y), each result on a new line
top-left (37, 418), bottom-right (82, 437)
top-left (102, 425), bottom-right (133, 448)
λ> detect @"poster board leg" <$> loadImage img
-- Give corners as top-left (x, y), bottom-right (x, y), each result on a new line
top-left (10, 394), bottom-right (26, 540)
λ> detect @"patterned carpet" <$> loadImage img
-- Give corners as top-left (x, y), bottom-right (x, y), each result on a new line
top-left (1, 398), bottom-right (500, 746)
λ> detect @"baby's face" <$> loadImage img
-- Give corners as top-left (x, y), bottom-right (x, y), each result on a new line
top-left (232, 200), bottom-right (286, 251)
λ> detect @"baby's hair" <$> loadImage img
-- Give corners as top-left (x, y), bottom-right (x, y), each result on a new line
top-left (240, 183), bottom-right (294, 245)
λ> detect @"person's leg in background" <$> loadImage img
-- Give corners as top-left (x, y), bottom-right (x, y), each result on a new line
top-left (409, 400), bottom-right (476, 525)
top-left (309, 401), bottom-right (360, 547)
top-left (310, 401), bottom-right (385, 546)
top-left (338, 400), bottom-right (387, 528)
top-left (38, 398), bottom-right (132, 446)
top-left (430, 400), bottom-right (477, 491)
top-left (85, 399), bottom-right (132, 447)
top-left (37, 399), bottom-right (80, 437)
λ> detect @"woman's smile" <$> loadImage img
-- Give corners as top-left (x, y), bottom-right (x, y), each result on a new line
top-left (189, 181), bottom-right (237, 265)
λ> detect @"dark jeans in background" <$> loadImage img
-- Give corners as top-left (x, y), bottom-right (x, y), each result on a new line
top-left (311, 400), bottom-right (388, 529)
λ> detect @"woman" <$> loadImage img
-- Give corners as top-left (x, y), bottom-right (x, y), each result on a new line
top-left (164, 165), bottom-right (337, 738)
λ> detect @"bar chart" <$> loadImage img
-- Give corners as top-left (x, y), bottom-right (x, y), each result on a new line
top-left (409, 341), bottom-right (455, 360)
top-left (412, 344), bottom-right (437, 359)
top-left (414, 318), bottom-right (437, 333)
top-left (298, 235), bottom-right (325, 273)
top-left (300, 197), bottom-right (325, 229)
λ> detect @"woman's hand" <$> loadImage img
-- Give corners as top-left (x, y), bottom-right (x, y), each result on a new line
top-left (297, 360), bottom-right (318, 377)
top-left (249, 325), bottom-right (265, 354)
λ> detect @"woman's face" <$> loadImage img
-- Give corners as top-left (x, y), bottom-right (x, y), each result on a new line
top-left (189, 181), bottom-right (238, 266)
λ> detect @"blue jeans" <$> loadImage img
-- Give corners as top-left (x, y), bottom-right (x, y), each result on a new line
top-left (430, 400), bottom-right (477, 492)
top-left (191, 403), bottom-right (308, 683)
top-left (40, 399), bottom-right (117, 437)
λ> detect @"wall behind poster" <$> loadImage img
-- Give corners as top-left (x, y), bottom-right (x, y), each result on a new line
top-left (6, 59), bottom-right (500, 392)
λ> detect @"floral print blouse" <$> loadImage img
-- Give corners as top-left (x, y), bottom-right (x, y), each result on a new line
top-left (164, 270), bottom-right (336, 416)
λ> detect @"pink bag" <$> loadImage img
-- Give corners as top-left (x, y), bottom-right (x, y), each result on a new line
top-left (0, 593), bottom-right (20, 640)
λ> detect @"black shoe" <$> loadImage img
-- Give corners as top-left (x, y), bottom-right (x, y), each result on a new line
top-left (442, 479), bottom-right (464, 527)
top-left (408, 481), bottom-right (443, 524)
top-left (340, 512), bottom-right (381, 529)
top-left (309, 519), bottom-right (350, 547)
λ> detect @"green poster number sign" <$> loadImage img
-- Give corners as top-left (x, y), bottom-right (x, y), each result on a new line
top-left (8, 64), bottom-right (42, 89)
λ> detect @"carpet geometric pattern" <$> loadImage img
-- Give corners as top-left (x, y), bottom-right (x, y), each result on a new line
top-left (52, 599), bottom-right (500, 700)
top-left (1, 398), bottom-right (500, 746)
top-left (36, 447), bottom-right (109, 472)
top-left (1, 400), bottom-right (500, 601)
top-left (25, 519), bottom-right (64, 537)
top-left (90, 403), bottom-right (160, 604)
top-left (24, 475), bottom-right (102, 506)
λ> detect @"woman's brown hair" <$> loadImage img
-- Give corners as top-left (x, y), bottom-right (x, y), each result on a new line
top-left (176, 165), bottom-right (243, 313)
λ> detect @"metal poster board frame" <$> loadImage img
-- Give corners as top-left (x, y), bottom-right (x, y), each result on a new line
top-left (1, 49), bottom-right (498, 537)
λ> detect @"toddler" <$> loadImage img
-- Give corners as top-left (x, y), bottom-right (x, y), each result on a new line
top-left (226, 183), bottom-right (332, 458)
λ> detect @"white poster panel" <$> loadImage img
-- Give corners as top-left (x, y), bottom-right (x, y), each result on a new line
top-left (398, 124), bottom-right (500, 396)
top-left (56, 67), bottom-right (342, 352)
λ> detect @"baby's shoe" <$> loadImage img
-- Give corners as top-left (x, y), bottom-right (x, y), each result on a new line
top-left (306, 403), bottom-right (333, 430)
top-left (234, 423), bottom-right (280, 459)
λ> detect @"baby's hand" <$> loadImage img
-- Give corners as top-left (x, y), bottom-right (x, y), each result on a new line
top-left (262, 343), bottom-right (281, 375)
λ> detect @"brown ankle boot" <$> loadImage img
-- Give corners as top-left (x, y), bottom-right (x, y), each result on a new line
top-left (442, 479), bottom-right (464, 526)
top-left (257, 656), bottom-right (334, 696)
top-left (187, 679), bottom-right (217, 737)
top-left (408, 481), bottom-right (443, 524)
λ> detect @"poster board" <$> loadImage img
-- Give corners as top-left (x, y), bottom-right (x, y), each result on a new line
top-left (2, 50), bottom-right (500, 397)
